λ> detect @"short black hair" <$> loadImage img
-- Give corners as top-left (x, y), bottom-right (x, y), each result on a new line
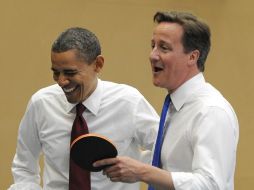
top-left (51, 27), bottom-right (101, 64)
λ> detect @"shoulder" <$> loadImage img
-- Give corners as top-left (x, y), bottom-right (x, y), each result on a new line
top-left (99, 80), bottom-right (158, 117)
top-left (98, 80), bottom-right (155, 112)
top-left (190, 83), bottom-right (237, 122)
top-left (198, 83), bottom-right (233, 109)
top-left (101, 80), bottom-right (145, 100)
top-left (30, 84), bottom-right (66, 104)
top-left (189, 83), bottom-right (239, 142)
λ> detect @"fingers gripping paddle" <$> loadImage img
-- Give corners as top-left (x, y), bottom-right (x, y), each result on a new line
top-left (70, 134), bottom-right (118, 172)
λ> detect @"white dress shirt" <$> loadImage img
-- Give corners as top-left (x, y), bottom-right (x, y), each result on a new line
top-left (161, 73), bottom-right (239, 190)
top-left (9, 79), bottom-right (159, 190)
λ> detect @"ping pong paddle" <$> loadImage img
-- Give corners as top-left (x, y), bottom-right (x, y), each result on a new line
top-left (70, 133), bottom-right (118, 172)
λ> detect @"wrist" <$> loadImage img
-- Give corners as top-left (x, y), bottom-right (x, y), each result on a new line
top-left (138, 164), bottom-right (174, 190)
top-left (138, 163), bottom-right (153, 183)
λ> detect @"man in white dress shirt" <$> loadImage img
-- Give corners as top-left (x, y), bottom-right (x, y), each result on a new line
top-left (8, 27), bottom-right (159, 190)
top-left (94, 11), bottom-right (239, 190)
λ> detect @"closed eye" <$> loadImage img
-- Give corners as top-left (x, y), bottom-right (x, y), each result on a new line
top-left (51, 68), bottom-right (79, 78)
top-left (63, 71), bottom-right (78, 77)
top-left (159, 43), bottom-right (172, 52)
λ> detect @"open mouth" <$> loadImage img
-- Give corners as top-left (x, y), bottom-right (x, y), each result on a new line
top-left (153, 66), bottom-right (164, 73)
top-left (63, 85), bottom-right (78, 94)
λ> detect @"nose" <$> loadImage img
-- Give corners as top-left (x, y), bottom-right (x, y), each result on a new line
top-left (149, 47), bottom-right (159, 62)
top-left (56, 73), bottom-right (70, 87)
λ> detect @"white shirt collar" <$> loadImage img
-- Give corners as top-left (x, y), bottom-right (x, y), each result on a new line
top-left (171, 73), bottom-right (205, 111)
top-left (66, 78), bottom-right (103, 115)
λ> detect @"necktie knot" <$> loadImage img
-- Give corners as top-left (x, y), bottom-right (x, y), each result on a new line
top-left (76, 103), bottom-right (85, 116)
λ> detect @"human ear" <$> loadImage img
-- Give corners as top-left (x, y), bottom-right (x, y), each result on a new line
top-left (188, 50), bottom-right (200, 66)
top-left (94, 55), bottom-right (104, 73)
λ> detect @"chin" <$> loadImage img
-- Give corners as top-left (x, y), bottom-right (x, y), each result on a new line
top-left (154, 82), bottom-right (168, 91)
top-left (66, 99), bottom-right (78, 104)
top-left (152, 79), bottom-right (161, 87)
top-left (65, 89), bottom-right (83, 103)
top-left (65, 95), bottom-right (80, 104)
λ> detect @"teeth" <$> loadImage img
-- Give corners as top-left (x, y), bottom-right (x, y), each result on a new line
top-left (63, 86), bottom-right (76, 93)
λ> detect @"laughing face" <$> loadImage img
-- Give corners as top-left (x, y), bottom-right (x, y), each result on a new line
top-left (51, 49), bottom-right (103, 103)
top-left (150, 22), bottom-right (199, 93)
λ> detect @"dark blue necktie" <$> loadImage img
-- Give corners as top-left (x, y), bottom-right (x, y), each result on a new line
top-left (148, 94), bottom-right (171, 190)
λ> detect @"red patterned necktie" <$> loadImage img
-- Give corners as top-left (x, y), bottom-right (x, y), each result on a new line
top-left (69, 103), bottom-right (90, 190)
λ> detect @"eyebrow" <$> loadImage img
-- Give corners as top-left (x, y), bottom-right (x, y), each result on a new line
top-left (51, 68), bottom-right (79, 72)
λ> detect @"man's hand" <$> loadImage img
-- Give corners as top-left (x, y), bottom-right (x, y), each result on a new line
top-left (93, 156), bottom-right (146, 183)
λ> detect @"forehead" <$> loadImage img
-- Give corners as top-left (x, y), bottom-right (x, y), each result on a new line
top-left (152, 22), bottom-right (184, 43)
top-left (51, 49), bottom-right (78, 62)
top-left (51, 50), bottom-right (86, 70)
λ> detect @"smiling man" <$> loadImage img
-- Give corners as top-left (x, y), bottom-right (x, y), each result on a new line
top-left (50, 49), bottom-right (101, 103)
top-left (9, 27), bottom-right (159, 190)
top-left (94, 11), bottom-right (239, 190)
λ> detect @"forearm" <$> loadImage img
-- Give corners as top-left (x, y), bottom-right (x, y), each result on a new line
top-left (95, 156), bottom-right (174, 189)
top-left (139, 164), bottom-right (175, 190)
